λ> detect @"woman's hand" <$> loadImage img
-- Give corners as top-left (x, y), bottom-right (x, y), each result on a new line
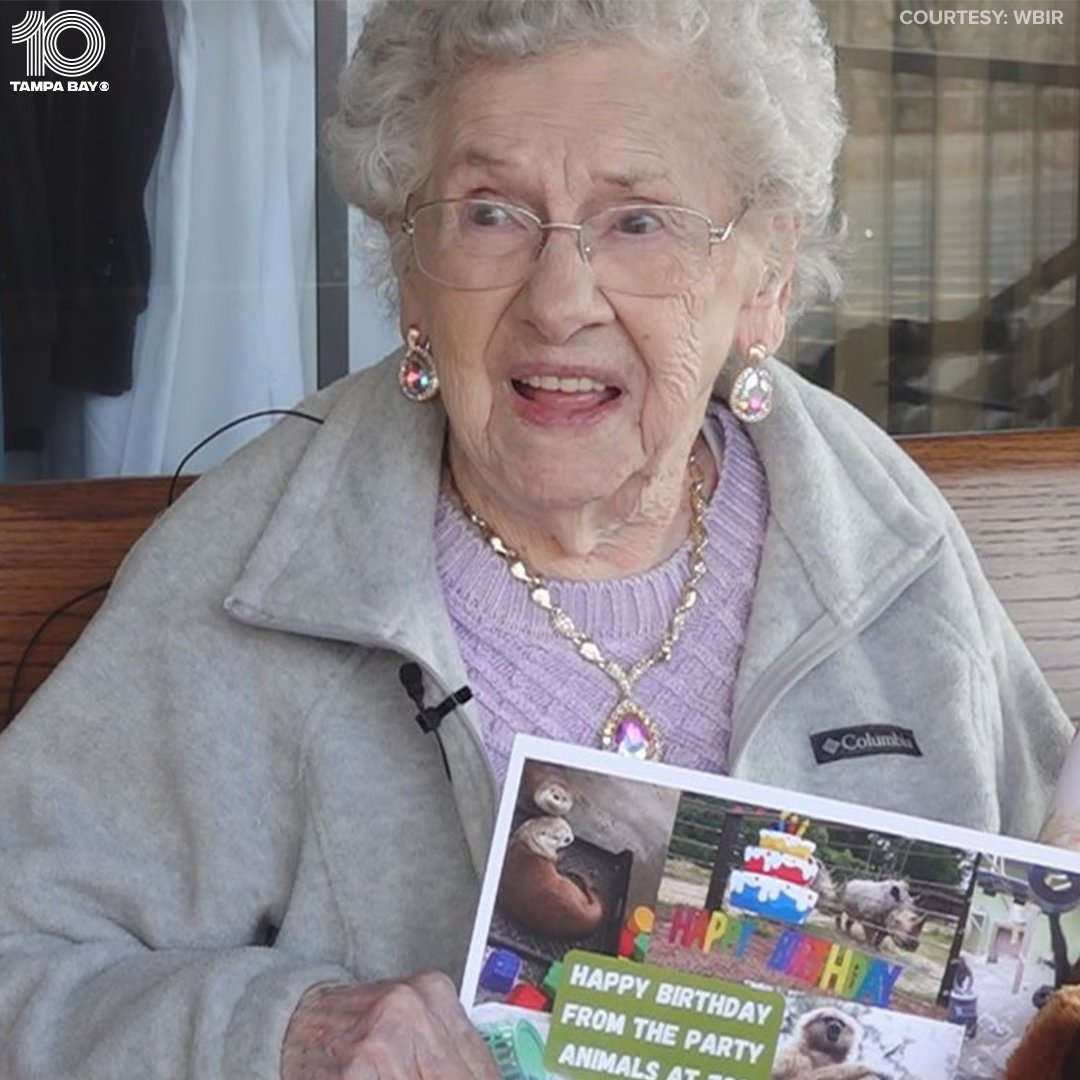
top-left (281, 974), bottom-right (501, 1079)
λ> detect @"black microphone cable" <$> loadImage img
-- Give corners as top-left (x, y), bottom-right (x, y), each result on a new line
top-left (6, 409), bottom-right (324, 726)
top-left (167, 408), bottom-right (323, 505)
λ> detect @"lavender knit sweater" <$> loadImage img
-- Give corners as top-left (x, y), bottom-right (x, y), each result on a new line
top-left (435, 402), bottom-right (769, 785)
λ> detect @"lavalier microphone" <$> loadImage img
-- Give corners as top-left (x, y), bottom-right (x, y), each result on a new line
top-left (398, 662), bottom-right (473, 734)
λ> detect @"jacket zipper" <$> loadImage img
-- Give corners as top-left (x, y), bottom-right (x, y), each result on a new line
top-left (729, 538), bottom-right (943, 771)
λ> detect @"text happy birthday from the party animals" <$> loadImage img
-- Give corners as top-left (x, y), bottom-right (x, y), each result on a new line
top-left (546, 951), bottom-right (783, 1080)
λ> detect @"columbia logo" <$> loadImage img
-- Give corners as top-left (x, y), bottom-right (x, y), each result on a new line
top-left (811, 724), bottom-right (923, 765)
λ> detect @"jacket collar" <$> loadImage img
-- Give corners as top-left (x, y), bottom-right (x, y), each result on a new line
top-left (226, 353), bottom-right (943, 704)
top-left (224, 358), bottom-right (500, 876)
top-left (727, 360), bottom-right (944, 723)
top-left (745, 359), bottom-right (942, 626)
top-left (226, 356), bottom-right (456, 676)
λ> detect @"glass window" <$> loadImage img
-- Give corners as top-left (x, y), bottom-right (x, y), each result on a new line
top-left (799, 0), bottom-right (1079, 434)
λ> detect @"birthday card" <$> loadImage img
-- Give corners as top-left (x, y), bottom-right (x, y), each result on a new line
top-left (460, 735), bottom-right (1080, 1080)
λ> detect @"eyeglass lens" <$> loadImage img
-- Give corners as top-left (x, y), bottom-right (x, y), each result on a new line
top-left (409, 199), bottom-right (713, 296)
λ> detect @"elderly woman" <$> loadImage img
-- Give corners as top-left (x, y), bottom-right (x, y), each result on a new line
top-left (0, 1), bottom-right (1071, 1078)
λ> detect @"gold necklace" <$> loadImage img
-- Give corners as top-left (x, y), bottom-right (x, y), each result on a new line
top-left (453, 457), bottom-right (708, 761)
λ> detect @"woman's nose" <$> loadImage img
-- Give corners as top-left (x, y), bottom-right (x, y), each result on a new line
top-left (518, 228), bottom-right (612, 344)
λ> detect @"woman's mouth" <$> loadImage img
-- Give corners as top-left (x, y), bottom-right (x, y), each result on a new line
top-left (510, 374), bottom-right (622, 425)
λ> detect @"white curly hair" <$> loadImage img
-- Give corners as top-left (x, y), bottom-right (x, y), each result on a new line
top-left (326, 0), bottom-right (846, 321)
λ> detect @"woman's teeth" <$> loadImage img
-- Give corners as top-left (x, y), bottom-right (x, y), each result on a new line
top-left (518, 374), bottom-right (609, 393)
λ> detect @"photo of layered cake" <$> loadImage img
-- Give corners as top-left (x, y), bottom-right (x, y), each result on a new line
top-left (728, 817), bottom-right (820, 925)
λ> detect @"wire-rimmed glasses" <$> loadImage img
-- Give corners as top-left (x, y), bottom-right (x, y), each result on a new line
top-left (400, 197), bottom-right (740, 297)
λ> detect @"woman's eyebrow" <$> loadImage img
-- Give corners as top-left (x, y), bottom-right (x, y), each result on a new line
top-left (445, 146), bottom-right (520, 178)
top-left (589, 164), bottom-right (672, 191)
top-left (445, 147), bottom-right (673, 191)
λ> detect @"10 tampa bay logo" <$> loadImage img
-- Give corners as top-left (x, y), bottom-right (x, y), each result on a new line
top-left (9, 9), bottom-right (109, 93)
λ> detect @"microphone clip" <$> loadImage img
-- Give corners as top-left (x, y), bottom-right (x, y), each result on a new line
top-left (398, 662), bottom-right (473, 734)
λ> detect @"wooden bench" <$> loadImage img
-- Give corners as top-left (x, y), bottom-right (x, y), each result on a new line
top-left (0, 476), bottom-right (194, 724)
top-left (902, 430), bottom-right (1079, 721)
top-left (0, 429), bottom-right (1077, 727)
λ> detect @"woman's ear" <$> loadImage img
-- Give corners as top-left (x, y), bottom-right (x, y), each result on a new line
top-left (734, 301), bottom-right (786, 358)
top-left (393, 234), bottom-right (425, 341)
top-left (735, 266), bottom-right (793, 357)
top-left (734, 212), bottom-right (799, 355)
top-left (760, 212), bottom-right (800, 302)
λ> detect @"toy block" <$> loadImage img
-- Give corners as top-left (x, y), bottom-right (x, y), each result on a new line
top-left (628, 905), bottom-right (655, 935)
top-left (480, 948), bottom-right (521, 994)
top-left (506, 983), bottom-right (550, 1010)
top-left (541, 961), bottom-right (564, 998)
top-left (633, 932), bottom-right (650, 962)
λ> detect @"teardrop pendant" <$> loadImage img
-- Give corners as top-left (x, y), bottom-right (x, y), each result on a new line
top-left (730, 364), bottom-right (774, 423)
top-left (398, 329), bottom-right (439, 403)
top-left (599, 698), bottom-right (663, 761)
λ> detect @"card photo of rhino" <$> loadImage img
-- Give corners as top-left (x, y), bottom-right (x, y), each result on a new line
top-left (647, 794), bottom-right (980, 1022)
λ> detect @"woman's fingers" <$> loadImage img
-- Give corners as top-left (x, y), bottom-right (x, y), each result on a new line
top-left (281, 975), bottom-right (499, 1080)
top-left (406, 972), bottom-right (502, 1079)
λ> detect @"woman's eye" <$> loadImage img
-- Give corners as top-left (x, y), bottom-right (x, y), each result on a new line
top-left (612, 209), bottom-right (666, 236)
top-left (464, 201), bottom-right (515, 228)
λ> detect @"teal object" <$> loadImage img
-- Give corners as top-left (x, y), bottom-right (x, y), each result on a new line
top-left (479, 1019), bottom-right (549, 1080)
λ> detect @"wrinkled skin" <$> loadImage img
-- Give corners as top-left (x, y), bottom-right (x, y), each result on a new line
top-left (281, 977), bottom-right (500, 1080)
top-left (398, 41), bottom-right (794, 579)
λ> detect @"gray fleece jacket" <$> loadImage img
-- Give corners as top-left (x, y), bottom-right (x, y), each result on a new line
top-left (0, 355), bottom-right (1070, 1080)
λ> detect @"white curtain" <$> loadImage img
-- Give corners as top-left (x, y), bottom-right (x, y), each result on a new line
top-left (82, 0), bottom-right (317, 478)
